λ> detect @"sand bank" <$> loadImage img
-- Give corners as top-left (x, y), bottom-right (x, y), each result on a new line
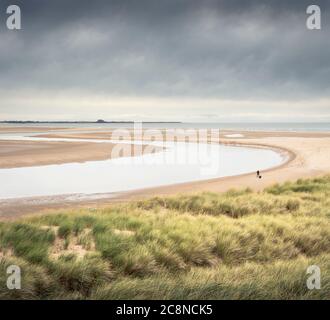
top-left (0, 140), bottom-right (160, 169)
top-left (1, 129), bottom-right (330, 219)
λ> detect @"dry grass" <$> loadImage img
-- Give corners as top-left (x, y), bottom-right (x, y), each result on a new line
top-left (0, 176), bottom-right (330, 299)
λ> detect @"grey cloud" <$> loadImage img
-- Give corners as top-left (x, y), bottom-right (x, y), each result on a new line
top-left (0, 0), bottom-right (330, 101)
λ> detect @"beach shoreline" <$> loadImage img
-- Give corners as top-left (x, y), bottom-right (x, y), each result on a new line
top-left (0, 140), bottom-right (162, 169)
top-left (1, 127), bottom-right (330, 220)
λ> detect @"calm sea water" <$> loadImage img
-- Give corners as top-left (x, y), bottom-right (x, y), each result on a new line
top-left (0, 138), bottom-right (284, 199)
top-left (0, 125), bottom-right (288, 199)
top-left (1, 122), bottom-right (330, 132)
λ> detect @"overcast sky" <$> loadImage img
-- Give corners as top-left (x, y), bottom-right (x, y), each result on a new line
top-left (0, 0), bottom-right (329, 122)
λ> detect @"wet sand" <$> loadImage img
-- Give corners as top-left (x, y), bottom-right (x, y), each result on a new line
top-left (1, 128), bottom-right (330, 219)
top-left (0, 140), bottom-right (160, 169)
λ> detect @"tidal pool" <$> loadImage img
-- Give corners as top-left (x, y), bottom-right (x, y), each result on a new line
top-left (0, 135), bottom-right (286, 199)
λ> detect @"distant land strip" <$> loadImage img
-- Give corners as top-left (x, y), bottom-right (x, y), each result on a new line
top-left (0, 120), bottom-right (182, 124)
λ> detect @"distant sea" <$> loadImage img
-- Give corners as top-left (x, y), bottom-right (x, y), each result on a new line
top-left (1, 122), bottom-right (330, 132)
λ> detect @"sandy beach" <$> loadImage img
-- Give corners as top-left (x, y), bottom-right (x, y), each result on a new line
top-left (0, 140), bottom-right (161, 169)
top-left (56, 129), bottom-right (330, 197)
top-left (1, 127), bottom-right (330, 219)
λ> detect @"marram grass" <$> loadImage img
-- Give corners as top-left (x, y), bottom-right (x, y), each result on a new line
top-left (1, 176), bottom-right (330, 300)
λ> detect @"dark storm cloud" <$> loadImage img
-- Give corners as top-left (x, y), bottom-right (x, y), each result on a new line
top-left (0, 0), bottom-right (330, 100)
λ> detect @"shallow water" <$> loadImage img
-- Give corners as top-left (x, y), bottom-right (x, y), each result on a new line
top-left (0, 134), bottom-right (285, 199)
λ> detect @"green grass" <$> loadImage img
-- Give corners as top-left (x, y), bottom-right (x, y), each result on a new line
top-left (1, 176), bottom-right (330, 299)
